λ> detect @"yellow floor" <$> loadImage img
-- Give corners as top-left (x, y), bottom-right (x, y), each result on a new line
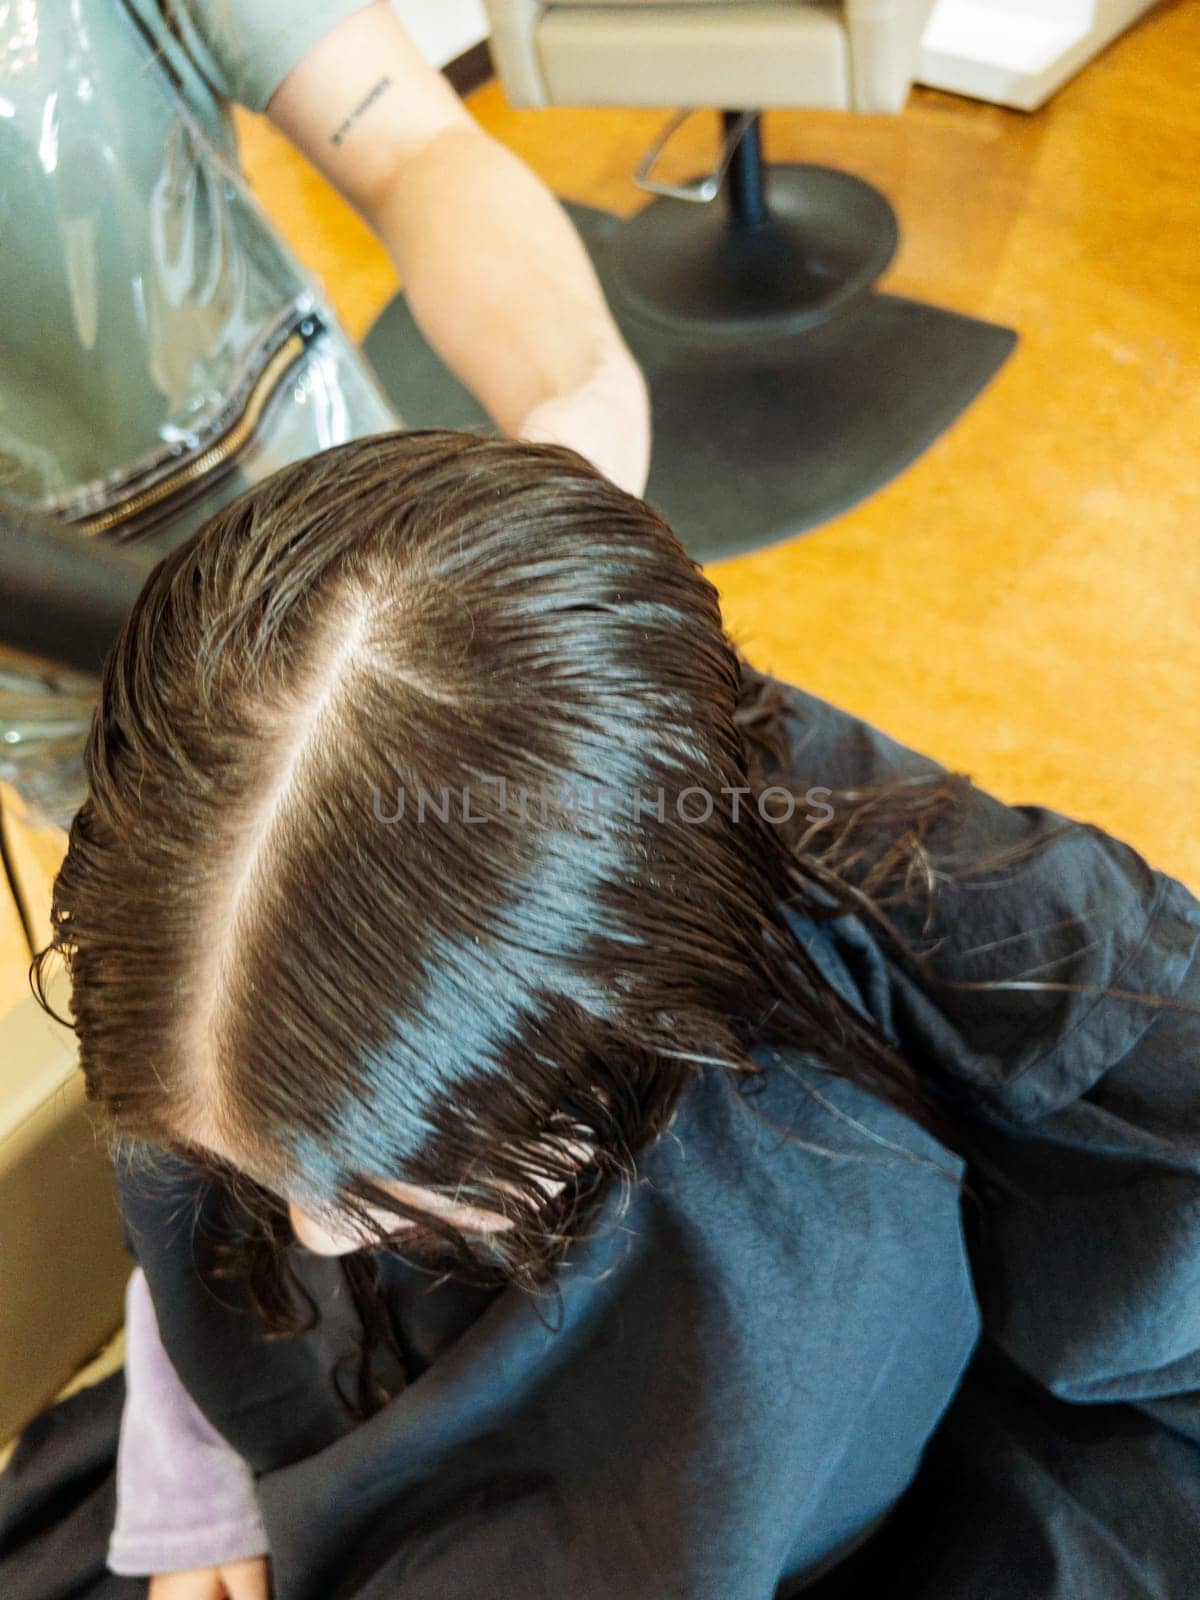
top-left (2, 2), bottom-right (1197, 1012)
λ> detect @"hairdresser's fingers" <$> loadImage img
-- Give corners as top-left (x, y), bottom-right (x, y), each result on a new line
top-left (148, 1569), bottom-right (226, 1600)
top-left (220, 1556), bottom-right (272, 1600)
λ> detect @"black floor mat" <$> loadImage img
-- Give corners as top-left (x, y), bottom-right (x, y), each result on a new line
top-left (363, 199), bottom-right (1016, 563)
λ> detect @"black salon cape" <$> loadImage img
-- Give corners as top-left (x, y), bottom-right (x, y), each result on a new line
top-left (3, 674), bottom-right (1199, 1600)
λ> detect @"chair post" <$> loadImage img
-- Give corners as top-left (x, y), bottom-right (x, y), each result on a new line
top-left (722, 111), bottom-right (769, 230)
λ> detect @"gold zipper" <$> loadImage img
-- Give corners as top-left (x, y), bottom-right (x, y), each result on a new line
top-left (73, 330), bottom-right (307, 537)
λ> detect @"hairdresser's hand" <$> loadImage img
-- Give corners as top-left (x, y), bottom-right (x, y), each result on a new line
top-left (517, 350), bottom-right (652, 499)
top-left (268, 6), bottom-right (651, 501)
top-left (148, 1556), bottom-right (270, 1600)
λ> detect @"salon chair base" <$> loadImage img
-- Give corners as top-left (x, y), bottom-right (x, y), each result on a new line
top-left (611, 164), bottom-right (899, 333)
top-left (364, 200), bottom-right (1016, 563)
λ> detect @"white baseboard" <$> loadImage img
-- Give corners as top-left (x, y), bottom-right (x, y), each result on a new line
top-left (919, 0), bottom-right (1160, 110)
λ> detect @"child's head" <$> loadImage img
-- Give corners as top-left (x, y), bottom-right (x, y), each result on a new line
top-left (43, 430), bottom-right (832, 1277)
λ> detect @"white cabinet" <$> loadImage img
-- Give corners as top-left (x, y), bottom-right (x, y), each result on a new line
top-left (919, 0), bottom-right (1158, 110)
top-left (390, 0), bottom-right (490, 69)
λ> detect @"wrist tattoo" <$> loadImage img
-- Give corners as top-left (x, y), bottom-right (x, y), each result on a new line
top-left (330, 76), bottom-right (393, 147)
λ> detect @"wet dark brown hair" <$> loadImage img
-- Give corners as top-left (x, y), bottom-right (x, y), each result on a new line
top-left (35, 430), bottom-right (987, 1390)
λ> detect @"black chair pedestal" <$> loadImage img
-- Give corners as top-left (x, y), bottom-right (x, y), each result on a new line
top-left (610, 113), bottom-right (899, 334)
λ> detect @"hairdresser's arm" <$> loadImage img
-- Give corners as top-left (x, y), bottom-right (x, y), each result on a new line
top-left (266, 2), bottom-right (651, 497)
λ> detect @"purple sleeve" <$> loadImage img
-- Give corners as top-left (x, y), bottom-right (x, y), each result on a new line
top-left (107, 1267), bottom-right (270, 1578)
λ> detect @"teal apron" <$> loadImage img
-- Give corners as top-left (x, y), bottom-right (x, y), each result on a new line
top-left (0, 0), bottom-right (400, 824)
